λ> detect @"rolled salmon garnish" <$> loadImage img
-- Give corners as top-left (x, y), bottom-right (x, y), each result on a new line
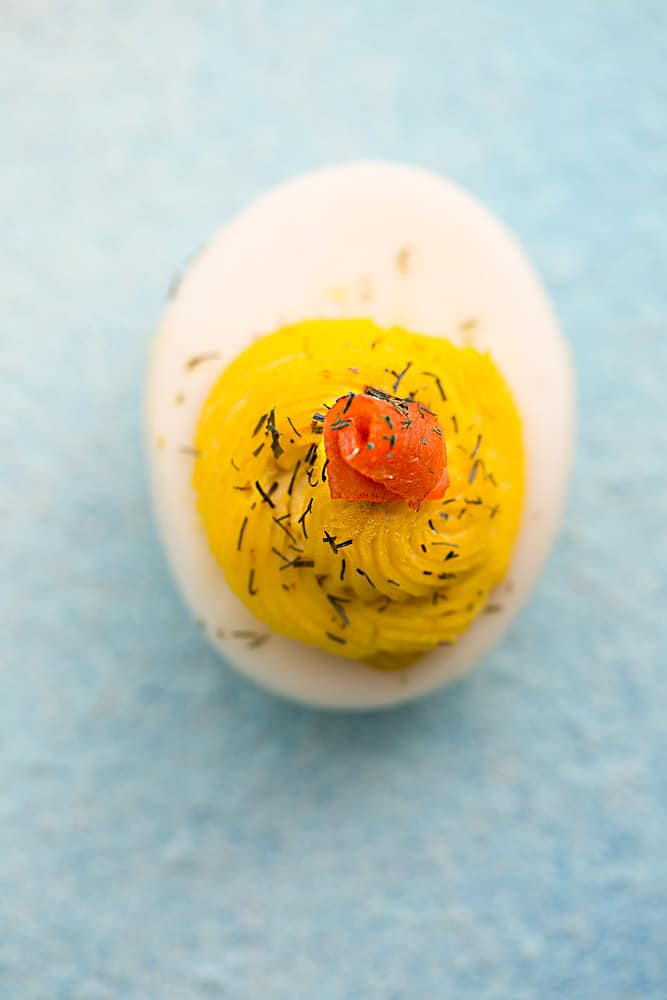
top-left (323, 390), bottom-right (448, 509)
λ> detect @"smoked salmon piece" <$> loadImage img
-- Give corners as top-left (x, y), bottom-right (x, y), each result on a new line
top-left (323, 389), bottom-right (448, 509)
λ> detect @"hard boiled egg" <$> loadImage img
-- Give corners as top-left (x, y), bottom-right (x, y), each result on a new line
top-left (146, 162), bottom-right (573, 709)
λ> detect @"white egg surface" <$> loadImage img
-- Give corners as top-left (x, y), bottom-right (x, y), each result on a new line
top-left (146, 162), bottom-right (573, 709)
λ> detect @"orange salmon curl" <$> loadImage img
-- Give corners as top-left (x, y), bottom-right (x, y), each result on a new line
top-left (323, 389), bottom-right (449, 510)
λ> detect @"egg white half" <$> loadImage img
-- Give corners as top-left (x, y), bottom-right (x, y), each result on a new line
top-left (146, 162), bottom-right (574, 709)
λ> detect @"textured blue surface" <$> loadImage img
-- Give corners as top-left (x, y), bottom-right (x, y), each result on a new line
top-left (2, 2), bottom-right (667, 997)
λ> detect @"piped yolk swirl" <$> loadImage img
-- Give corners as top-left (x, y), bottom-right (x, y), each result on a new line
top-left (193, 319), bottom-right (524, 669)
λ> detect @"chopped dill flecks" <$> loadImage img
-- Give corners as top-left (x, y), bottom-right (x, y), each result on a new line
top-left (252, 412), bottom-right (267, 437)
top-left (330, 418), bottom-right (352, 431)
top-left (237, 516), bottom-right (248, 551)
top-left (287, 460), bottom-right (301, 496)
top-left (322, 530), bottom-right (338, 552)
top-left (327, 594), bottom-right (351, 628)
top-left (254, 480), bottom-right (277, 508)
top-left (297, 497), bottom-right (314, 538)
top-left (272, 515), bottom-right (297, 543)
top-left (325, 631), bottom-right (347, 645)
top-left (265, 407), bottom-right (283, 459)
top-left (421, 371), bottom-right (446, 401)
top-left (287, 415), bottom-right (302, 438)
top-left (279, 557), bottom-right (315, 571)
top-left (186, 352), bottom-right (220, 371)
top-left (388, 361), bottom-right (412, 393)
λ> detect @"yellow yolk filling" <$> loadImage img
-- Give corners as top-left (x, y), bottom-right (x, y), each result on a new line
top-left (193, 319), bottom-right (525, 669)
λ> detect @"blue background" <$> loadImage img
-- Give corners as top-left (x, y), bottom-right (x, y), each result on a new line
top-left (2, 2), bottom-right (666, 997)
